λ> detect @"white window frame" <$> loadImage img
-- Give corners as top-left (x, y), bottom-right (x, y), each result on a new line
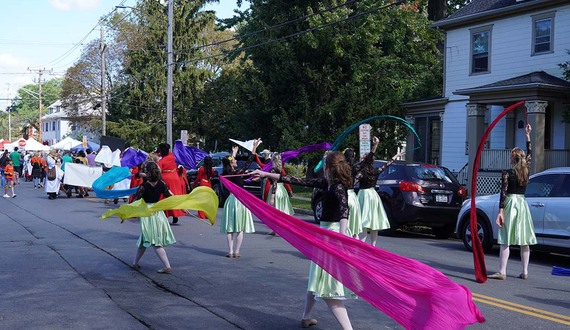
top-left (470, 25), bottom-right (492, 75)
top-left (532, 11), bottom-right (555, 56)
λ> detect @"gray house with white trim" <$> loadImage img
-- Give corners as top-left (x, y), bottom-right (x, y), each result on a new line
top-left (404, 0), bottom-right (570, 194)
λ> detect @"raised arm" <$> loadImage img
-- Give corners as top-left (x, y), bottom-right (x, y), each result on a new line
top-left (525, 124), bottom-right (532, 166)
top-left (375, 151), bottom-right (405, 175)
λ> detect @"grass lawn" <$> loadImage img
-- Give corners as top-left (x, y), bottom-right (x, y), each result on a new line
top-left (292, 186), bottom-right (313, 199)
top-left (290, 197), bottom-right (312, 210)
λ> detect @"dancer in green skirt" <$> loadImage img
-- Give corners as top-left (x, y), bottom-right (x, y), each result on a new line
top-left (489, 124), bottom-right (535, 280)
top-left (253, 151), bottom-right (355, 330)
top-left (220, 141), bottom-right (259, 258)
top-left (131, 161), bottom-right (176, 274)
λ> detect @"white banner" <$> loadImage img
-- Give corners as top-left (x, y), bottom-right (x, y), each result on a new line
top-left (63, 163), bottom-right (103, 187)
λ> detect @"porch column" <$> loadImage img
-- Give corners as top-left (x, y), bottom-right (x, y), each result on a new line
top-left (525, 100), bottom-right (547, 174)
top-left (466, 103), bottom-right (487, 193)
top-left (405, 115), bottom-right (414, 162)
top-left (505, 112), bottom-right (515, 149)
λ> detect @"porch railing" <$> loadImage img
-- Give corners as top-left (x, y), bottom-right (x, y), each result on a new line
top-left (480, 149), bottom-right (570, 170)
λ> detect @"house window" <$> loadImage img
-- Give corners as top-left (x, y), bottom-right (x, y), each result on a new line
top-left (532, 12), bottom-right (555, 55)
top-left (470, 26), bottom-right (492, 74)
top-left (413, 115), bottom-right (441, 164)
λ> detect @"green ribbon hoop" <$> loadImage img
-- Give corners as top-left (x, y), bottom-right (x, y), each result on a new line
top-left (314, 115), bottom-right (421, 173)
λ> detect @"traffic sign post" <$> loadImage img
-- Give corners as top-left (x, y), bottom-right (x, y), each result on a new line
top-left (359, 124), bottom-right (371, 158)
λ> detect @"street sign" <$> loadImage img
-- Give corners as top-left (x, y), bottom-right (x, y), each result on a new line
top-left (359, 124), bottom-right (371, 157)
top-left (359, 124), bottom-right (371, 141)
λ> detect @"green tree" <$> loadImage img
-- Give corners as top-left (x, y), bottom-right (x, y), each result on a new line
top-left (219, 0), bottom-right (442, 161)
top-left (108, 0), bottom-right (216, 148)
top-left (9, 78), bottom-right (62, 139)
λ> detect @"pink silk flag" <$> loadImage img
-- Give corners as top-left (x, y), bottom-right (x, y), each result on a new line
top-left (221, 176), bottom-right (485, 329)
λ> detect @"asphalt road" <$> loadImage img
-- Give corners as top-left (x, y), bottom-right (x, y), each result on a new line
top-left (1, 181), bottom-right (569, 329)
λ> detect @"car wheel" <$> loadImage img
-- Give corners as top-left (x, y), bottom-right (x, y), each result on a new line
top-left (312, 196), bottom-right (323, 224)
top-left (432, 224), bottom-right (454, 239)
top-left (460, 215), bottom-right (493, 253)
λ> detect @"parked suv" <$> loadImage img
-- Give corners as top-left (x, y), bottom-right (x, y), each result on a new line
top-left (311, 160), bottom-right (466, 238)
top-left (456, 167), bottom-right (570, 253)
top-left (186, 152), bottom-right (264, 205)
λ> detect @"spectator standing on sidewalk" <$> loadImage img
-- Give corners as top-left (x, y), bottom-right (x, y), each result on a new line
top-left (3, 158), bottom-right (16, 198)
top-left (9, 147), bottom-right (21, 185)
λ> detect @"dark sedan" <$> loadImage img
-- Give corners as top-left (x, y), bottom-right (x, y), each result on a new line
top-left (312, 160), bottom-right (466, 238)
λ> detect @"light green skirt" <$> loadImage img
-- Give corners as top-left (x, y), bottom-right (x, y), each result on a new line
top-left (268, 183), bottom-right (294, 215)
top-left (137, 207), bottom-right (176, 248)
top-left (497, 194), bottom-right (537, 246)
top-left (307, 222), bottom-right (357, 300)
top-left (220, 194), bottom-right (255, 233)
top-left (347, 189), bottom-right (362, 237)
top-left (358, 188), bottom-right (390, 231)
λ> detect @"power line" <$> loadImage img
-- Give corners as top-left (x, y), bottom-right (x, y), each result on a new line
top-left (39, 0), bottom-right (127, 68)
top-left (175, 0), bottom-right (358, 54)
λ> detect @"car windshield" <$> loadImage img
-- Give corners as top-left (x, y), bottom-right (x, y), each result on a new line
top-left (409, 165), bottom-right (458, 183)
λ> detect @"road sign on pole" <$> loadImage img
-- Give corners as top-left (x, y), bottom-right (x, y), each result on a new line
top-left (359, 124), bottom-right (371, 158)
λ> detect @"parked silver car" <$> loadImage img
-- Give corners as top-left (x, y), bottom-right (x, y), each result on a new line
top-left (456, 167), bottom-right (570, 253)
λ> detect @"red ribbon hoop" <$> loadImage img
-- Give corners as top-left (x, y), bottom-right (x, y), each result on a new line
top-left (470, 100), bottom-right (526, 283)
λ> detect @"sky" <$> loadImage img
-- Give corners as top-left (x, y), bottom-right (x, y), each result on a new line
top-left (0, 0), bottom-right (246, 110)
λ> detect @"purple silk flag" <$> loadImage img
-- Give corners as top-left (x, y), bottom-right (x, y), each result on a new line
top-left (261, 142), bottom-right (331, 172)
top-left (172, 140), bottom-right (208, 169)
top-left (220, 176), bottom-right (485, 329)
top-left (121, 148), bottom-right (148, 169)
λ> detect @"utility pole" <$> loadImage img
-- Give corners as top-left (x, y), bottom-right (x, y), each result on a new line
top-left (166, 0), bottom-right (173, 146)
top-left (6, 83), bottom-right (12, 143)
top-left (5, 84), bottom-right (11, 141)
top-left (101, 26), bottom-right (107, 137)
top-left (28, 67), bottom-right (51, 142)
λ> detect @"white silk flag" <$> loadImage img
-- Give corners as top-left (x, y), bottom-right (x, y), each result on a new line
top-left (229, 138), bottom-right (261, 152)
top-left (63, 163), bottom-right (103, 187)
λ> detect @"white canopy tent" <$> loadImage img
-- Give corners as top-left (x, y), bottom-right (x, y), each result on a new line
top-left (51, 137), bottom-right (81, 150)
top-left (24, 137), bottom-right (50, 151)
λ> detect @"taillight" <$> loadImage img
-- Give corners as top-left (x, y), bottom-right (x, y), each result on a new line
top-left (399, 181), bottom-right (424, 193)
top-left (457, 187), bottom-right (467, 197)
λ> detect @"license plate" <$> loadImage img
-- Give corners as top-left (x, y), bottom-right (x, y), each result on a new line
top-left (435, 195), bottom-right (447, 203)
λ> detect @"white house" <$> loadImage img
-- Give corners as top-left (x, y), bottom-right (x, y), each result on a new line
top-left (42, 100), bottom-right (72, 145)
top-left (404, 0), bottom-right (570, 194)
top-left (42, 99), bottom-right (102, 147)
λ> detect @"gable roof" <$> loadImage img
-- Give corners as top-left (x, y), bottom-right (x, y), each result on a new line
top-left (432, 0), bottom-right (567, 29)
top-left (455, 71), bottom-right (570, 95)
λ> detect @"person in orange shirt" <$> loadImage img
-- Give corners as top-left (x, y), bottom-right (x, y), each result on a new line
top-left (4, 159), bottom-right (16, 198)
top-left (30, 153), bottom-right (45, 188)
